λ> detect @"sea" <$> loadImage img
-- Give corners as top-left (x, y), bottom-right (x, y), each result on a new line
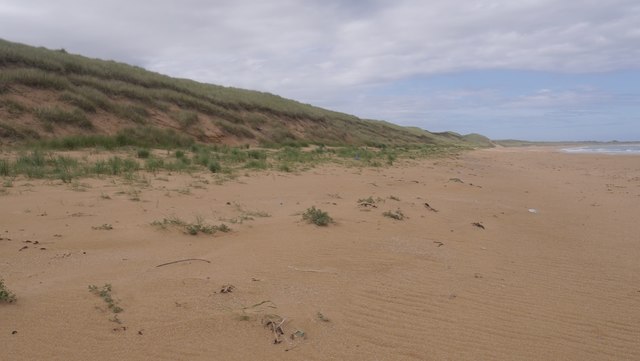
top-left (562, 144), bottom-right (640, 155)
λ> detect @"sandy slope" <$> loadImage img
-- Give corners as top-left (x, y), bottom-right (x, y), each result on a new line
top-left (1, 147), bottom-right (639, 360)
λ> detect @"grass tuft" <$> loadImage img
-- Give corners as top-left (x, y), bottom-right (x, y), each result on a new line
top-left (0, 279), bottom-right (17, 303)
top-left (136, 149), bottom-right (150, 158)
top-left (383, 209), bottom-right (405, 220)
top-left (173, 110), bottom-right (199, 129)
top-left (0, 159), bottom-right (9, 176)
top-left (152, 216), bottom-right (230, 235)
top-left (208, 160), bottom-right (222, 173)
top-left (88, 283), bottom-right (123, 313)
top-left (302, 206), bottom-right (333, 226)
top-left (34, 106), bottom-right (94, 129)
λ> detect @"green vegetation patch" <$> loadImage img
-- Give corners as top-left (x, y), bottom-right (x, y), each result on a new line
top-left (151, 216), bottom-right (231, 235)
top-left (34, 106), bottom-right (94, 129)
top-left (0, 98), bottom-right (28, 117)
top-left (0, 279), bottom-right (17, 303)
top-left (302, 206), bottom-right (334, 226)
top-left (173, 110), bottom-right (199, 129)
top-left (383, 209), bottom-right (405, 221)
top-left (33, 127), bottom-right (195, 150)
top-left (88, 283), bottom-right (123, 313)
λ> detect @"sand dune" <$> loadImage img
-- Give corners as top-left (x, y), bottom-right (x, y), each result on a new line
top-left (2, 147), bottom-right (640, 360)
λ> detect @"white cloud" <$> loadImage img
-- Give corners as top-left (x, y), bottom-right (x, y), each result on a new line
top-left (502, 88), bottom-right (611, 109)
top-left (2, 0), bottom-right (638, 92)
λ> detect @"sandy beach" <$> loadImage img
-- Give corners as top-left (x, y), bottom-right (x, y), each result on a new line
top-left (1, 147), bottom-right (639, 360)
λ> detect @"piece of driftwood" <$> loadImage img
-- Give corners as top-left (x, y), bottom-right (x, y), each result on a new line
top-left (220, 284), bottom-right (235, 293)
top-left (262, 314), bottom-right (286, 344)
top-left (424, 202), bottom-right (439, 212)
top-left (287, 265), bottom-right (337, 274)
top-left (155, 258), bottom-right (211, 267)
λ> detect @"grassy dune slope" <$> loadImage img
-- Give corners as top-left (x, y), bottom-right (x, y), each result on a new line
top-left (0, 39), bottom-right (489, 148)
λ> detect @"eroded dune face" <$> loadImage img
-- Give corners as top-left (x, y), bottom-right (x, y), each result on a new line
top-left (2, 148), bottom-right (639, 361)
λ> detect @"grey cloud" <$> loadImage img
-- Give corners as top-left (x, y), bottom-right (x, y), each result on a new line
top-left (3, 1), bottom-right (638, 91)
top-left (0, 0), bottom-right (638, 140)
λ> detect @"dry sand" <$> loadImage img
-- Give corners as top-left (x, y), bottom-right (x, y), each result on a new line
top-left (1, 147), bottom-right (640, 360)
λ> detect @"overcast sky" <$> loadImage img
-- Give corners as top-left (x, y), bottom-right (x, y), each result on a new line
top-left (1, 0), bottom-right (639, 141)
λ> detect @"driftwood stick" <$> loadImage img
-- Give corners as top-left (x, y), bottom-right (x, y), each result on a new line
top-left (156, 258), bottom-right (211, 267)
top-left (287, 265), bottom-right (337, 274)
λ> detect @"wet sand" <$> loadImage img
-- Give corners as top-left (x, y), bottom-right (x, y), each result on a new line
top-left (1, 147), bottom-right (639, 360)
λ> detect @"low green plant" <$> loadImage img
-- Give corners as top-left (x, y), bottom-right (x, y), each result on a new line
top-left (34, 106), bottom-right (94, 129)
top-left (175, 187), bottom-right (191, 195)
top-left (137, 149), bottom-right (150, 158)
top-left (174, 110), bottom-right (199, 129)
top-left (92, 156), bottom-right (139, 175)
top-left (208, 160), bottom-right (222, 173)
top-left (152, 216), bottom-right (230, 235)
top-left (383, 209), bottom-right (405, 220)
top-left (216, 223), bottom-right (231, 233)
top-left (144, 158), bottom-right (164, 173)
top-left (0, 122), bottom-right (39, 140)
top-left (358, 196), bottom-right (375, 204)
top-left (218, 121), bottom-right (255, 139)
top-left (59, 91), bottom-right (97, 112)
top-left (14, 150), bottom-right (46, 178)
top-left (244, 159), bottom-right (268, 170)
top-left (113, 104), bottom-right (148, 124)
top-left (32, 126), bottom-right (195, 150)
top-left (92, 223), bottom-right (113, 230)
top-left (53, 155), bottom-right (78, 182)
top-left (1, 68), bottom-right (72, 90)
top-left (151, 216), bottom-right (185, 229)
top-left (0, 159), bottom-right (9, 176)
top-left (223, 205), bottom-right (271, 224)
top-left (0, 98), bottom-right (28, 117)
top-left (88, 283), bottom-right (123, 313)
top-left (0, 279), bottom-right (17, 303)
top-left (302, 206), bottom-right (333, 226)
top-left (277, 162), bottom-right (292, 172)
top-left (185, 217), bottom-right (230, 235)
top-left (185, 216), bottom-right (214, 235)
top-left (247, 149), bottom-right (267, 160)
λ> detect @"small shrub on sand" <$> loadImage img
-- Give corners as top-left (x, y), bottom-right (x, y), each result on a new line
top-left (88, 283), bottom-right (123, 313)
top-left (302, 206), bottom-right (333, 226)
top-left (0, 159), bottom-right (9, 176)
top-left (0, 279), bottom-right (17, 303)
top-left (152, 216), bottom-right (231, 235)
top-left (383, 209), bottom-right (405, 220)
top-left (244, 159), bottom-right (268, 170)
top-left (136, 149), bottom-right (150, 158)
top-left (208, 160), bottom-right (222, 173)
top-left (357, 196), bottom-right (376, 205)
top-left (185, 218), bottom-right (231, 235)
